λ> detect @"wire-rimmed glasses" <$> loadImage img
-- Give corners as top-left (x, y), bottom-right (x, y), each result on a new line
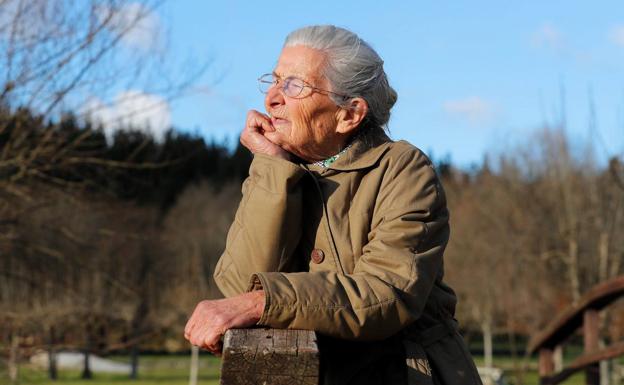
top-left (258, 73), bottom-right (347, 99)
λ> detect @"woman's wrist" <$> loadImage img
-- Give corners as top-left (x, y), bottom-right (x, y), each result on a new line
top-left (245, 289), bottom-right (266, 323)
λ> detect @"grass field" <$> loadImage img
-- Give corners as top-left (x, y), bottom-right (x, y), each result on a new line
top-left (4, 354), bottom-right (222, 385)
top-left (472, 355), bottom-right (586, 385)
top-left (2, 353), bottom-right (599, 385)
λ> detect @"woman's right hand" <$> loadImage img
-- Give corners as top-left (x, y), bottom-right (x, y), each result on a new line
top-left (240, 110), bottom-right (290, 160)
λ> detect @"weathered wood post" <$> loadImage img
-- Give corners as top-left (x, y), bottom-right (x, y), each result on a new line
top-left (220, 328), bottom-right (319, 385)
top-left (189, 345), bottom-right (199, 385)
top-left (583, 309), bottom-right (600, 385)
top-left (539, 348), bottom-right (554, 383)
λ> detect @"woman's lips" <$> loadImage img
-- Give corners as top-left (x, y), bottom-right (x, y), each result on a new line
top-left (271, 117), bottom-right (289, 126)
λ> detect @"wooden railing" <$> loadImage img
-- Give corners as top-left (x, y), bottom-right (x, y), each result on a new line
top-left (220, 328), bottom-right (319, 385)
top-left (527, 276), bottom-right (624, 385)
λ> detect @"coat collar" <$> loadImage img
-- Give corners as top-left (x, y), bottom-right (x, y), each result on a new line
top-left (303, 130), bottom-right (393, 173)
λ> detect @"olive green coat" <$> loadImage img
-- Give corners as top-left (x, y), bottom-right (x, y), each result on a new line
top-left (214, 133), bottom-right (482, 385)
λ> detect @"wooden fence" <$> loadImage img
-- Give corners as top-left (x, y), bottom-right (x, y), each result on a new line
top-left (527, 275), bottom-right (624, 385)
top-left (219, 328), bottom-right (319, 385)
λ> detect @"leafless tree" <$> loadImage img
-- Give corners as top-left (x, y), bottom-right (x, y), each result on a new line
top-left (0, 0), bottom-right (207, 197)
top-left (0, 2), bottom-right (210, 379)
top-left (444, 125), bottom-right (623, 383)
top-left (162, 181), bottom-right (241, 310)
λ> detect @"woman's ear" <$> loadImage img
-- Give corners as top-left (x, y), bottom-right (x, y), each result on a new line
top-left (336, 97), bottom-right (368, 134)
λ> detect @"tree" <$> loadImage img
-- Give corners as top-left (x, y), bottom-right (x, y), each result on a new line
top-left (0, 0), bottom-right (208, 199)
top-left (0, 2), bottom-right (208, 378)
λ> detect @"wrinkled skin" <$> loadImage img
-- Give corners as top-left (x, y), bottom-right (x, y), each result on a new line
top-left (241, 45), bottom-right (368, 162)
top-left (184, 291), bottom-right (265, 355)
top-left (184, 44), bottom-right (368, 355)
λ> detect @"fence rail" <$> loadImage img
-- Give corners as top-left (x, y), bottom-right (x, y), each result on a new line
top-left (527, 275), bottom-right (624, 385)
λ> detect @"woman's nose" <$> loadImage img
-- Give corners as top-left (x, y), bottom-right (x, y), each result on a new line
top-left (265, 83), bottom-right (285, 109)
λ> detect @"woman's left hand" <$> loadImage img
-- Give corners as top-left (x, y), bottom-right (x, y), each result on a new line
top-left (184, 290), bottom-right (266, 355)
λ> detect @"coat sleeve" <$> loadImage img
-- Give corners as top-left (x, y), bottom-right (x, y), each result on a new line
top-left (213, 153), bottom-right (306, 297)
top-left (251, 149), bottom-right (449, 341)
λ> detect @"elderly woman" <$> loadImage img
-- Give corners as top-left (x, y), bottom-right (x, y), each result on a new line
top-left (184, 25), bottom-right (482, 385)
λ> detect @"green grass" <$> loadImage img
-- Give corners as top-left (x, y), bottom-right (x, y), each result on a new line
top-left (472, 354), bottom-right (588, 385)
top-left (6, 353), bottom-right (614, 385)
top-left (4, 354), bottom-right (222, 385)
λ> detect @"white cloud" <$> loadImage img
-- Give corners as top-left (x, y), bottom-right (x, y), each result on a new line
top-left (609, 25), bottom-right (624, 47)
top-left (532, 23), bottom-right (564, 51)
top-left (83, 90), bottom-right (171, 143)
top-left (443, 97), bottom-right (495, 124)
top-left (97, 2), bottom-right (162, 51)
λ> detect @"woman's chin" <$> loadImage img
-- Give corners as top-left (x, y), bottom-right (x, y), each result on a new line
top-left (272, 123), bottom-right (291, 134)
top-left (263, 132), bottom-right (291, 152)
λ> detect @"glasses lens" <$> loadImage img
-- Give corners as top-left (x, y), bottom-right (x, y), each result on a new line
top-left (283, 77), bottom-right (305, 98)
top-left (258, 74), bottom-right (275, 94)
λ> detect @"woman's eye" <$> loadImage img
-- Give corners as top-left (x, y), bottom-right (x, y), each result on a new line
top-left (287, 78), bottom-right (304, 90)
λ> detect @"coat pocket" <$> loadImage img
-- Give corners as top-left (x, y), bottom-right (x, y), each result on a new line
top-left (404, 319), bottom-right (483, 385)
top-left (403, 339), bottom-right (435, 385)
top-left (422, 331), bottom-right (483, 385)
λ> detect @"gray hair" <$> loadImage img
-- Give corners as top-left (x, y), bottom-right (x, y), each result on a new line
top-left (284, 25), bottom-right (397, 134)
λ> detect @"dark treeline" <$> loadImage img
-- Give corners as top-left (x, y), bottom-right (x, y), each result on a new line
top-left (0, 106), bottom-right (252, 209)
top-left (1, 106), bottom-right (623, 383)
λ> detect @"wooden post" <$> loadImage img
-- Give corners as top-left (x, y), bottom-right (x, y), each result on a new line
top-left (553, 345), bottom-right (563, 372)
top-left (584, 310), bottom-right (600, 385)
top-left (8, 332), bottom-right (19, 384)
top-left (220, 328), bottom-right (318, 385)
top-left (539, 348), bottom-right (554, 376)
top-left (482, 319), bottom-right (493, 384)
top-left (48, 325), bottom-right (57, 380)
top-left (584, 310), bottom-right (599, 353)
top-left (539, 348), bottom-right (554, 384)
top-left (189, 345), bottom-right (199, 385)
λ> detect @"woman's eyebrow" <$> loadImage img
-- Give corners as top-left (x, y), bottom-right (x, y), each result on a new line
top-left (273, 70), bottom-right (312, 83)
top-left (272, 71), bottom-right (288, 80)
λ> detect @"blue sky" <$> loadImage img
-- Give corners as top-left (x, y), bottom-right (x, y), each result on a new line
top-left (154, 1), bottom-right (623, 167)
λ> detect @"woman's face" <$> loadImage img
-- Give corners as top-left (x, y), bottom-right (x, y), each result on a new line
top-left (263, 45), bottom-right (345, 162)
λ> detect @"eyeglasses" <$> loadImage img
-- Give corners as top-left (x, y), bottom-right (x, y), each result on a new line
top-left (258, 73), bottom-right (347, 99)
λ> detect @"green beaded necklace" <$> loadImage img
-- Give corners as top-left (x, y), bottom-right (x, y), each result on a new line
top-left (312, 142), bottom-right (353, 168)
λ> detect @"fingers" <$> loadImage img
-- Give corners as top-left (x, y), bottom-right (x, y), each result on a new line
top-left (184, 294), bottom-right (264, 356)
top-left (245, 110), bottom-right (274, 134)
top-left (206, 338), bottom-right (223, 356)
top-left (184, 313), bottom-right (196, 340)
top-left (184, 300), bottom-right (226, 355)
top-left (262, 130), bottom-right (281, 146)
top-left (240, 109), bottom-right (294, 161)
top-left (240, 110), bottom-right (291, 158)
top-left (184, 301), bottom-right (205, 340)
top-left (187, 324), bottom-right (223, 355)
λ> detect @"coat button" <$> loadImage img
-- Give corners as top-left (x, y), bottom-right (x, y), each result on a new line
top-left (311, 249), bottom-right (325, 264)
